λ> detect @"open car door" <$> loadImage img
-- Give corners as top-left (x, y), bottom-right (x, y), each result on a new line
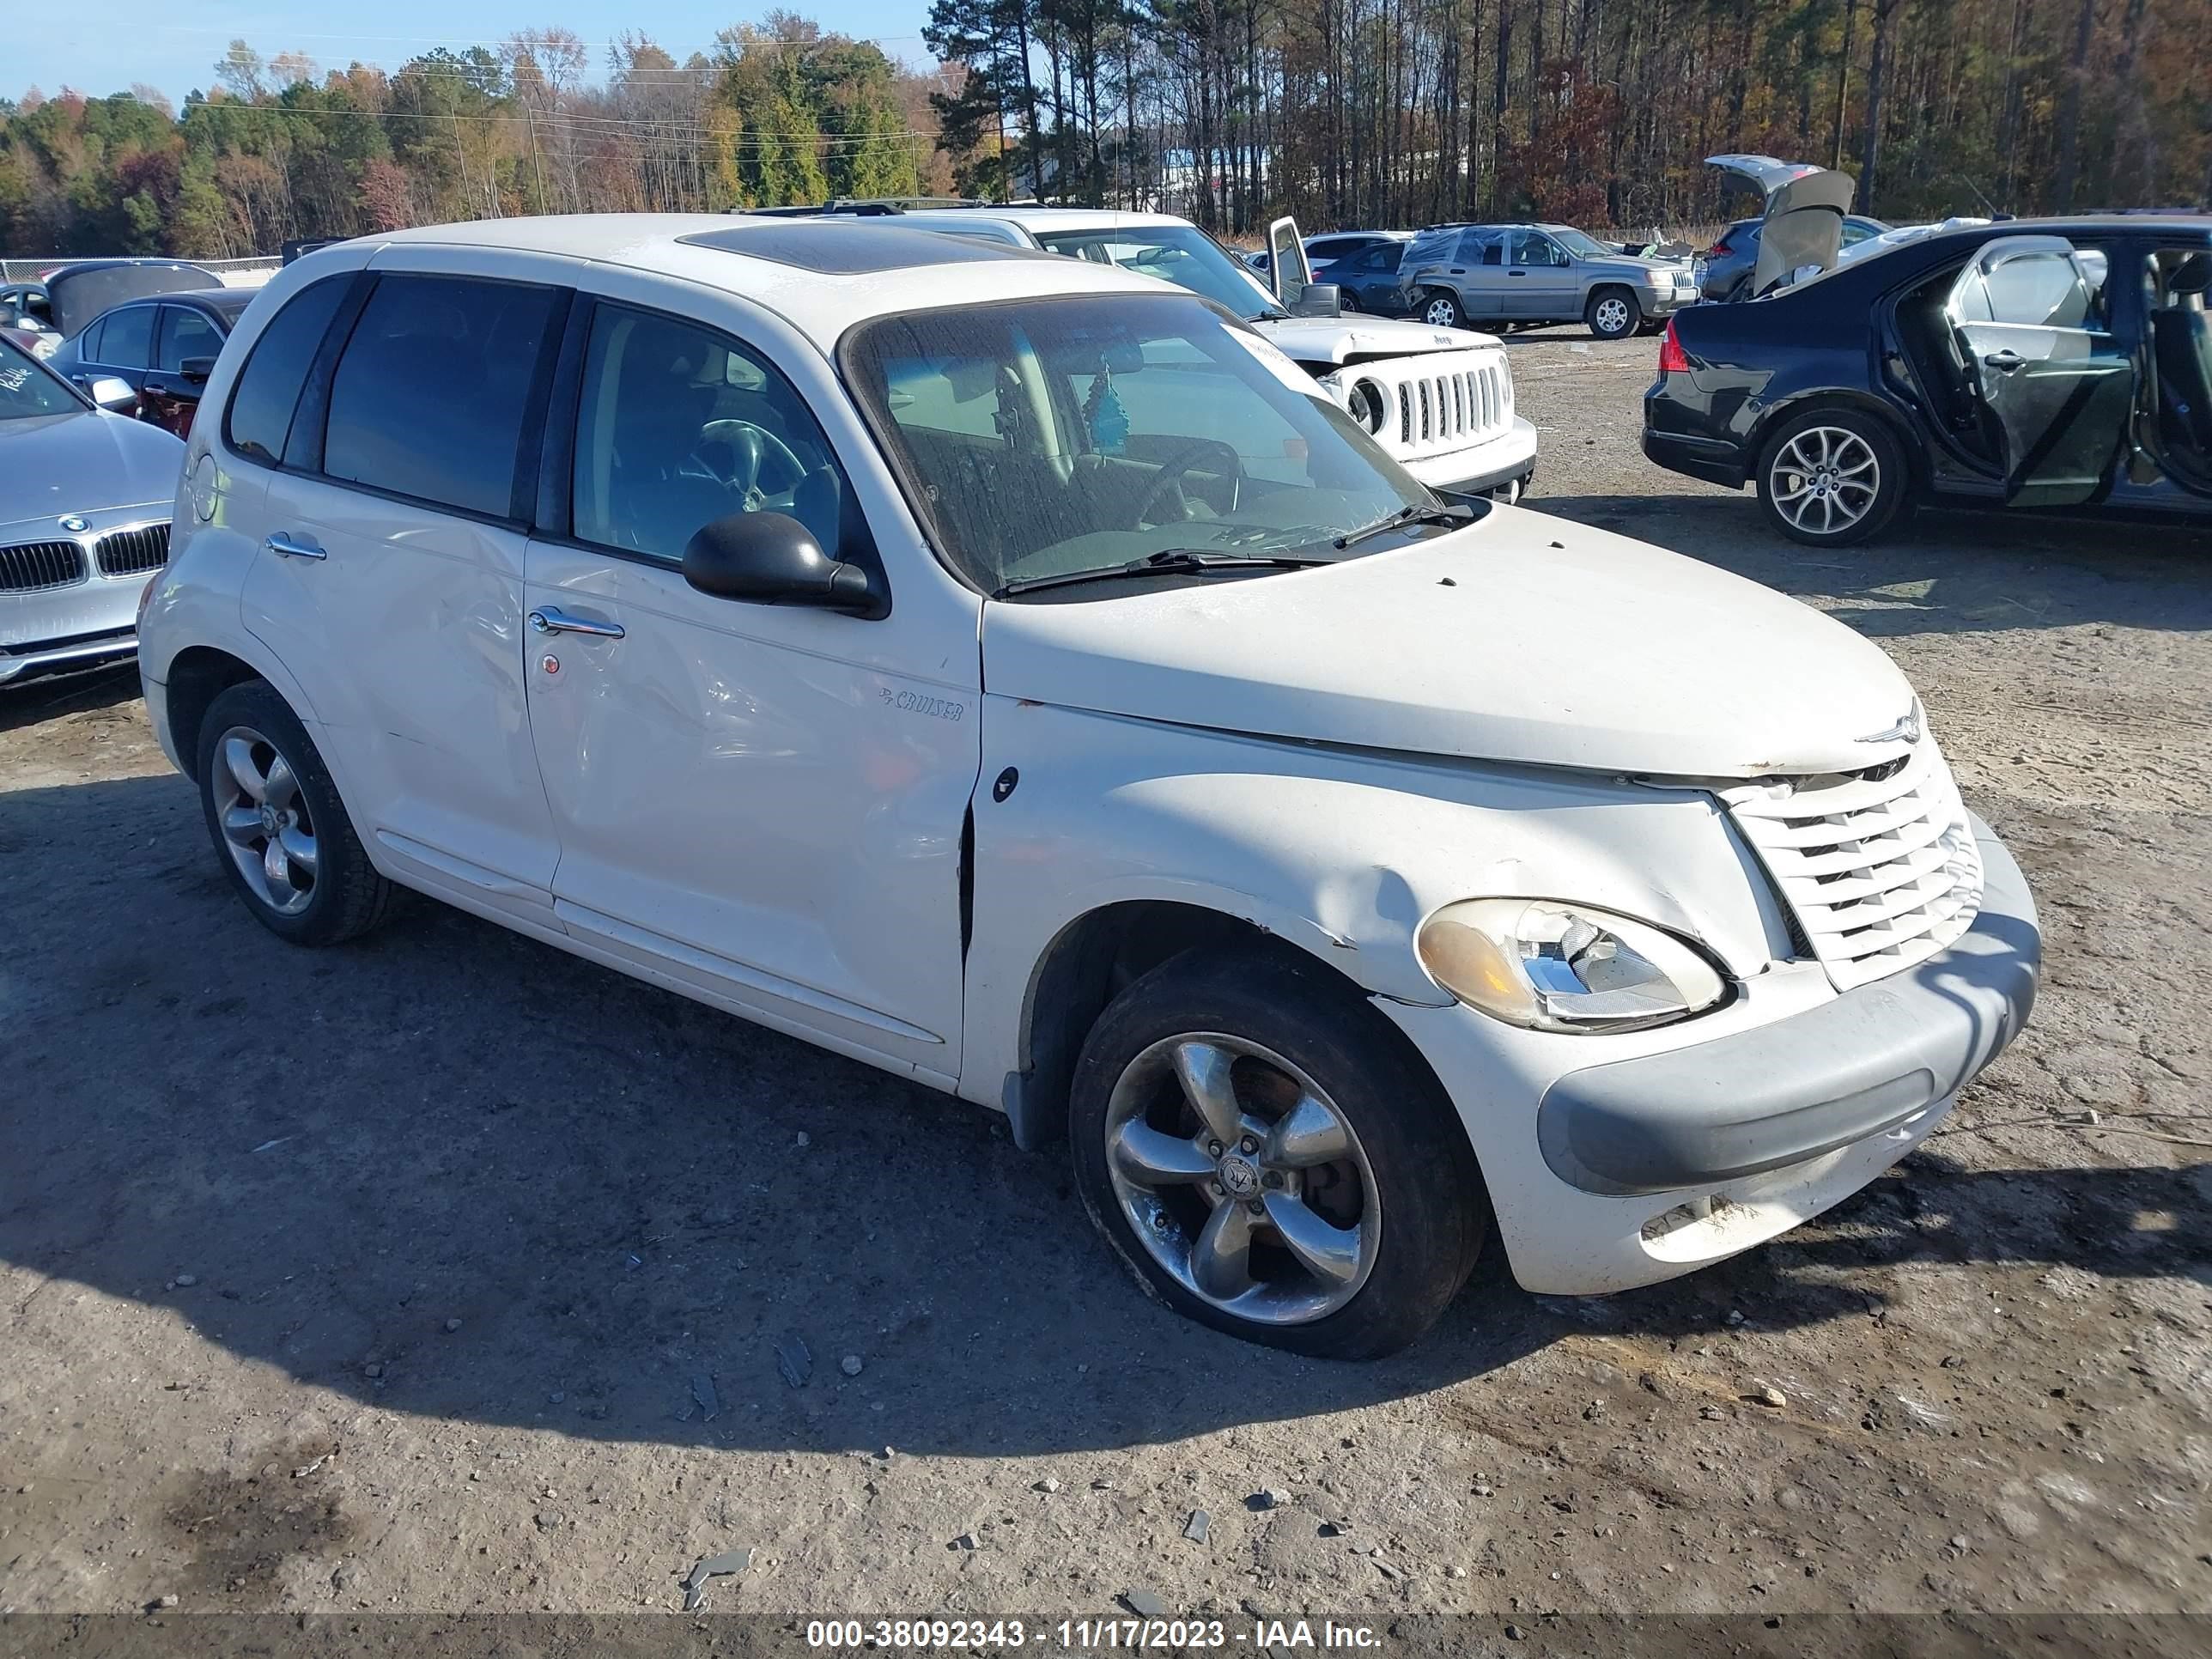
top-left (1706, 155), bottom-right (1856, 295)
top-left (1947, 234), bottom-right (2132, 507)
top-left (1266, 216), bottom-right (1314, 306)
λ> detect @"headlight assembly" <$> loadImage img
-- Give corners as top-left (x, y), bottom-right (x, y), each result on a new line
top-left (1416, 898), bottom-right (1729, 1033)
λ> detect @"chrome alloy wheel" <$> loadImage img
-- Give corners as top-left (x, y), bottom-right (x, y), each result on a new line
top-left (1592, 295), bottom-right (1632, 335)
top-left (1423, 295), bottom-right (1459, 328)
top-left (1769, 425), bottom-right (1881, 536)
top-left (1103, 1033), bottom-right (1380, 1325)
top-left (212, 724), bottom-right (319, 916)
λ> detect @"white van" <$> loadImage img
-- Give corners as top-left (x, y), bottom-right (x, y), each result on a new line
top-left (139, 215), bottom-right (2039, 1357)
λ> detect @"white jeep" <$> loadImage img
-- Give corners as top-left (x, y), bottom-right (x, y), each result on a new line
top-left (832, 206), bottom-right (1540, 503)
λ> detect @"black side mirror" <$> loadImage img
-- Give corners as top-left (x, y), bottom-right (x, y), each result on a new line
top-left (682, 511), bottom-right (884, 618)
top-left (179, 356), bottom-right (216, 385)
top-left (1289, 283), bottom-right (1342, 318)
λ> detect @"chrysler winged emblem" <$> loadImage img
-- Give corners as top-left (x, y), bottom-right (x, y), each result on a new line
top-left (1856, 703), bottom-right (1923, 745)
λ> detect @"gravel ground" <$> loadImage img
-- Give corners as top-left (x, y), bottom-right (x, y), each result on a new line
top-left (2, 327), bottom-right (2208, 1633)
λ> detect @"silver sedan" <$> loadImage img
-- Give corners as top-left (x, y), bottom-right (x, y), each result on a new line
top-left (0, 335), bottom-right (184, 686)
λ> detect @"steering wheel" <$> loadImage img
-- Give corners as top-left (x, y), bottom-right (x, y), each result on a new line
top-left (698, 419), bottom-right (807, 502)
top-left (1133, 441), bottom-right (1243, 526)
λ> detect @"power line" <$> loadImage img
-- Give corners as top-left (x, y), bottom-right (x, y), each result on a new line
top-left (181, 100), bottom-right (945, 152)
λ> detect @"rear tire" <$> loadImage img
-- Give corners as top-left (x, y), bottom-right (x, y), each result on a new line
top-left (1069, 945), bottom-right (1488, 1359)
top-left (196, 679), bottom-right (396, 946)
top-left (1338, 289), bottom-right (1362, 313)
top-left (1419, 289), bottom-right (1464, 330)
top-left (1755, 408), bottom-right (1911, 547)
top-left (1586, 286), bottom-right (1642, 340)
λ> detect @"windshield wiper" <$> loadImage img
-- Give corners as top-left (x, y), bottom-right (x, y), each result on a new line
top-left (1330, 501), bottom-right (1475, 550)
top-left (994, 547), bottom-right (1330, 599)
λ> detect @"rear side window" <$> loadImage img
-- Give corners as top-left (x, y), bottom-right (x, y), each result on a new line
top-left (227, 276), bottom-right (349, 465)
top-left (323, 274), bottom-right (559, 518)
top-left (94, 304), bottom-right (154, 369)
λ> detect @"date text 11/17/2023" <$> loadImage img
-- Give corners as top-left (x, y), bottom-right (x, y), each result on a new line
top-left (804, 1618), bottom-right (1385, 1650)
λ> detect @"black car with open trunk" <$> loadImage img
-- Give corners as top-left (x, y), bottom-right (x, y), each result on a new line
top-left (1643, 215), bottom-right (2212, 545)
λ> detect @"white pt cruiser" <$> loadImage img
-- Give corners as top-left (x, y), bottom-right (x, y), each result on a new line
top-left (139, 216), bottom-right (2039, 1358)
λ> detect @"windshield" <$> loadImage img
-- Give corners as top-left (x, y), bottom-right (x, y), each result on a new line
top-left (1033, 225), bottom-right (1285, 323)
top-left (0, 336), bottom-right (81, 420)
top-left (843, 293), bottom-right (1443, 599)
top-left (1548, 228), bottom-right (1613, 259)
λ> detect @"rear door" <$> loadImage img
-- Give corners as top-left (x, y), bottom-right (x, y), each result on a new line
top-left (240, 253), bottom-right (571, 925)
top-left (1948, 234), bottom-right (2133, 507)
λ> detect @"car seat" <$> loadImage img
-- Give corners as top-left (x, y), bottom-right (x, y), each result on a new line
top-left (2151, 252), bottom-right (2212, 463)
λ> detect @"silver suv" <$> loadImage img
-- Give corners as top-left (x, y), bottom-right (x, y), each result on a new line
top-left (1401, 224), bottom-right (1698, 339)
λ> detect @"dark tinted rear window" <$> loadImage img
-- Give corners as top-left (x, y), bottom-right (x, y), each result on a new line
top-left (226, 276), bottom-right (349, 465)
top-left (322, 274), bottom-right (559, 518)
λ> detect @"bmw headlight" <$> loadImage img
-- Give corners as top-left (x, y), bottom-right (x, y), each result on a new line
top-left (1415, 898), bottom-right (1729, 1033)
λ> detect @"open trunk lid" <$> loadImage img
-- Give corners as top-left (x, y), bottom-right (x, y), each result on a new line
top-left (1705, 155), bottom-right (1857, 295)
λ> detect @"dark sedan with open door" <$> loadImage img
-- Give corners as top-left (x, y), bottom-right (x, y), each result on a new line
top-left (1644, 216), bottom-right (2212, 545)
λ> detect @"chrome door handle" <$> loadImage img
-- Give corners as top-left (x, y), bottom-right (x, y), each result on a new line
top-left (528, 606), bottom-right (624, 640)
top-left (1984, 349), bottom-right (2027, 371)
top-left (264, 532), bottom-right (326, 561)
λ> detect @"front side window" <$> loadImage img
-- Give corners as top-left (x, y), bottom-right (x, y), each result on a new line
top-left (845, 293), bottom-right (1441, 599)
top-left (0, 336), bottom-right (80, 420)
top-left (1508, 231), bottom-right (1566, 268)
top-left (323, 274), bottom-right (559, 518)
top-left (157, 306), bottom-right (224, 372)
top-left (1033, 226), bottom-right (1285, 323)
top-left (226, 275), bottom-right (350, 465)
top-left (571, 304), bottom-right (848, 562)
top-left (93, 304), bottom-right (154, 368)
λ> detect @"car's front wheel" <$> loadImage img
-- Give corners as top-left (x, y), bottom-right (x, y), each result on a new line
top-left (1755, 409), bottom-right (1911, 546)
top-left (196, 679), bottom-right (396, 945)
top-left (1069, 945), bottom-right (1488, 1358)
top-left (1338, 288), bottom-right (1362, 313)
top-left (1419, 289), bottom-right (1464, 330)
top-left (1586, 286), bottom-right (1642, 340)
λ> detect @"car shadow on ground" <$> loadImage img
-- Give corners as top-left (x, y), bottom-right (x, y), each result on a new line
top-left (1529, 492), bottom-right (2212, 638)
top-left (0, 662), bottom-right (140, 736)
top-left (3, 770), bottom-right (2205, 1458)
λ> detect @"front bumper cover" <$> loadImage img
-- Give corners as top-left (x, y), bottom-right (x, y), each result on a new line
top-left (1534, 817), bottom-right (2039, 1195)
top-left (1402, 416), bottom-right (1540, 497)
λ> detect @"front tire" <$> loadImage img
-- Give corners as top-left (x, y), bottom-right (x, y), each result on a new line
top-left (1338, 288), bottom-right (1362, 313)
top-left (1586, 286), bottom-right (1642, 340)
top-left (1069, 946), bottom-right (1488, 1358)
top-left (1419, 289), bottom-right (1464, 330)
top-left (196, 679), bottom-right (395, 945)
top-left (1755, 409), bottom-right (1910, 546)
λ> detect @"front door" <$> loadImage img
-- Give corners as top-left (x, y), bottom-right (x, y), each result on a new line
top-left (520, 295), bottom-right (979, 1083)
top-left (1948, 234), bottom-right (2133, 507)
top-left (140, 304), bottom-right (223, 437)
top-left (240, 260), bottom-right (569, 924)
top-left (1504, 229), bottom-right (1576, 319)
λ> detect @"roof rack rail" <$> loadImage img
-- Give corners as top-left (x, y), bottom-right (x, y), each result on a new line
top-left (729, 197), bottom-right (994, 218)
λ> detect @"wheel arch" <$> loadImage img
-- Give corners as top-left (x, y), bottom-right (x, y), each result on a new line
top-left (1749, 391), bottom-right (1928, 491)
top-left (163, 646), bottom-right (269, 785)
top-left (999, 897), bottom-right (1456, 1158)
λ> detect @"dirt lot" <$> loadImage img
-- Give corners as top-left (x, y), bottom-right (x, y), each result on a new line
top-left (3, 327), bottom-right (2209, 1638)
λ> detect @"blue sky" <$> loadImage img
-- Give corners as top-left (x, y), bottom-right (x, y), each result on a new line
top-left (17, 0), bottom-right (938, 106)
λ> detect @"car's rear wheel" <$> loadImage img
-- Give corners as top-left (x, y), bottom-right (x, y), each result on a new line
top-left (1586, 286), bottom-right (1642, 340)
top-left (196, 679), bottom-right (395, 945)
top-left (1338, 288), bottom-right (1362, 313)
top-left (1069, 945), bottom-right (1488, 1358)
top-left (1419, 290), bottom-right (1464, 330)
top-left (1755, 410), bottom-right (1911, 546)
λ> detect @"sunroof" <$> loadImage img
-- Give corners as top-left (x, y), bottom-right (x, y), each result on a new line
top-left (677, 222), bottom-right (1035, 275)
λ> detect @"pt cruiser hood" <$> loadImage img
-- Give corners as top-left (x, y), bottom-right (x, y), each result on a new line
top-left (1257, 313), bottom-right (1503, 364)
top-left (981, 506), bottom-right (1918, 780)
